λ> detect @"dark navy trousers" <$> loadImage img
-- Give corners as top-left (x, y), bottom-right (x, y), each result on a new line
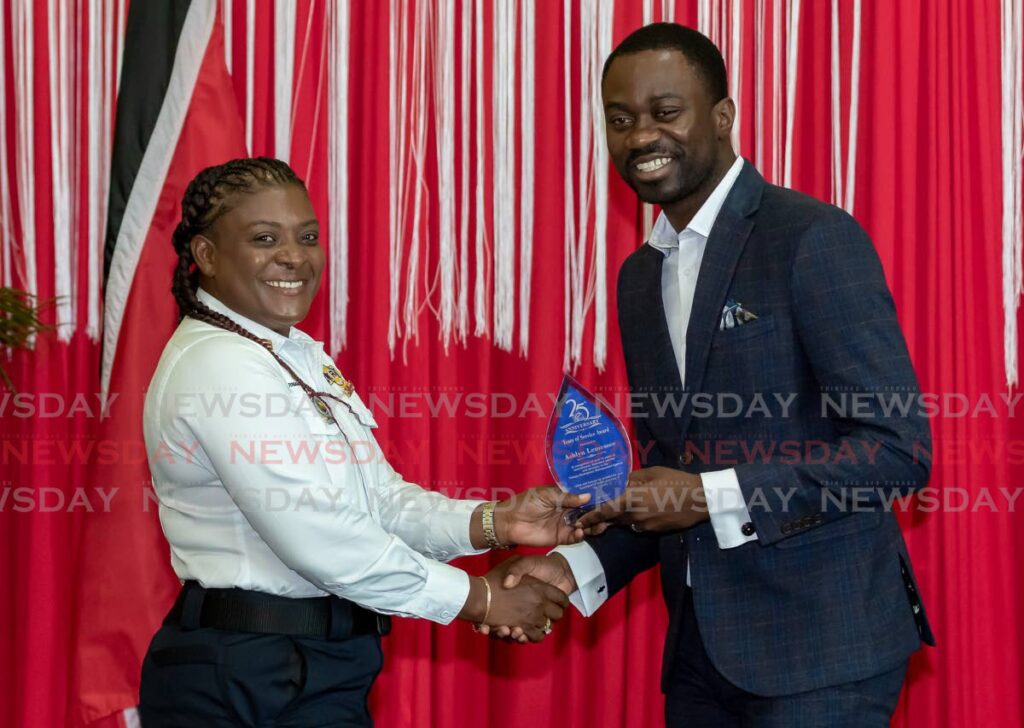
top-left (664, 589), bottom-right (908, 728)
top-left (139, 624), bottom-right (382, 727)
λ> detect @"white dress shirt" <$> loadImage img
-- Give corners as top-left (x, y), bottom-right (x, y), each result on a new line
top-left (557, 156), bottom-right (757, 615)
top-left (143, 289), bottom-right (486, 624)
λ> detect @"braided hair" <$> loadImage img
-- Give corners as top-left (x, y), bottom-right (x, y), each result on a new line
top-left (172, 156), bottom-right (304, 321)
top-left (170, 157), bottom-right (341, 413)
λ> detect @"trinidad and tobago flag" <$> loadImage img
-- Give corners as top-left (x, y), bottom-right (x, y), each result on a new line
top-left (74, 2), bottom-right (244, 725)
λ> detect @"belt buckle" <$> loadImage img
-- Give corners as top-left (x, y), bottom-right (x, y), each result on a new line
top-left (376, 613), bottom-right (392, 636)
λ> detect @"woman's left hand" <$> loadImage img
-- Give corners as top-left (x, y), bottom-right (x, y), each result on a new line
top-left (494, 486), bottom-right (590, 547)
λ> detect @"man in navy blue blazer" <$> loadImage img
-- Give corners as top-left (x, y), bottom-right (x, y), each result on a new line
top-left (495, 22), bottom-right (934, 727)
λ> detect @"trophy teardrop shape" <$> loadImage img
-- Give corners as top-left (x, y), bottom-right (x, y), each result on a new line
top-left (545, 374), bottom-right (633, 513)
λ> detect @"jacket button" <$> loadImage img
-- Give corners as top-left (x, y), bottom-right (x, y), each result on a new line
top-left (741, 522), bottom-right (756, 537)
top-left (678, 452), bottom-right (693, 466)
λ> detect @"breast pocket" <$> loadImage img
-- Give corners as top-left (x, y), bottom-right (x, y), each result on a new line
top-left (292, 391), bottom-right (345, 439)
top-left (333, 393), bottom-right (379, 430)
top-left (711, 314), bottom-right (776, 347)
top-left (706, 315), bottom-right (776, 395)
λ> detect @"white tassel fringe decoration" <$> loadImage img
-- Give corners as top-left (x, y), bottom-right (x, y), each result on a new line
top-left (274, 0), bottom-right (296, 162)
top-left (473, 0), bottom-right (489, 338)
top-left (492, 0), bottom-right (517, 351)
top-left (519, 0), bottom-right (536, 356)
top-left (435, 0), bottom-right (457, 350)
top-left (376, 0), bottom-right (603, 367)
top-left (563, 0), bottom-right (614, 371)
top-left (327, 0), bottom-right (350, 353)
top-left (49, 0), bottom-right (76, 340)
top-left (86, 0), bottom-right (113, 340)
top-left (592, 0), bottom-right (614, 370)
top-left (784, 0), bottom-right (801, 187)
top-left (388, 0), bottom-right (406, 353)
top-left (458, 0), bottom-right (472, 342)
top-left (12, 0), bottom-right (38, 303)
top-left (401, 1), bottom-right (429, 359)
top-left (245, 0), bottom-right (255, 152)
top-left (829, 0), bottom-right (861, 214)
top-left (772, 0), bottom-right (782, 183)
top-left (846, 0), bottom-right (862, 213)
top-left (1002, 0), bottom-right (1024, 386)
top-left (562, 0), bottom-right (574, 371)
top-left (0, 0), bottom-right (12, 290)
top-left (223, 0), bottom-right (232, 73)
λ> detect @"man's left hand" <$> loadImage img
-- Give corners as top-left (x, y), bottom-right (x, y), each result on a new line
top-left (574, 466), bottom-right (710, 535)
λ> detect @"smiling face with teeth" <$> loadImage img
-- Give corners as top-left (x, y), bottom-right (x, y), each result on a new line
top-left (191, 184), bottom-right (324, 335)
top-left (602, 48), bottom-right (737, 231)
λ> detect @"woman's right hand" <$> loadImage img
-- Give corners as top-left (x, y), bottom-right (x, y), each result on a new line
top-left (459, 572), bottom-right (567, 642)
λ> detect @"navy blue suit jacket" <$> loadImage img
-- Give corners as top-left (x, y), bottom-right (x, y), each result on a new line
top-left (588, 161), bottom-right (935, 697)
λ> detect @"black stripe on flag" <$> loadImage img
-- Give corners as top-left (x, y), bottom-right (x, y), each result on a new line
top-left (103, 0), bottom-right (193, 282)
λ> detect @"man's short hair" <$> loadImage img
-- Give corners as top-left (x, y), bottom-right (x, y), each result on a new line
top-left (601, 23), bottom-right (729, 103)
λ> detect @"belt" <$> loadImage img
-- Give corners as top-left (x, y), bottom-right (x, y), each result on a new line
top-left (165, 581), bottom-right (392, 640)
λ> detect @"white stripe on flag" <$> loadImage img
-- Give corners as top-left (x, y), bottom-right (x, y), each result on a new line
top-left (101, 0), bottom-right (217, 399)
top-left (121, 707), bottom-right (141, 728)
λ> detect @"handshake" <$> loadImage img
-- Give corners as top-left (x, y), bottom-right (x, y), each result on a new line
top-left (470, 552), bottom-right (578, 644)
top-left (454, 485), bottom-right (586, 643)
top-left (457, 467), bottom-right (709, 642)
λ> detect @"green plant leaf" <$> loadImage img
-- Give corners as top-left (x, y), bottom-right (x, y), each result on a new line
top-left (0, 288), bottom-right (57, 391)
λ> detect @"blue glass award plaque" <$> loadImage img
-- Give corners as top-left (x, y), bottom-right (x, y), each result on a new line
top-left (545, 374), bottom-right (632, 518)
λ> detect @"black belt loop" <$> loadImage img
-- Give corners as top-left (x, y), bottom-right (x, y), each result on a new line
top-left (180, 581), bottom-right (205, 631)
top-left (328, 597), bottom-right (354, 640)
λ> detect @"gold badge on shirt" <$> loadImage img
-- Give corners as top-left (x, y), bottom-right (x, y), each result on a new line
top-left (311, 395), bottom-right (334, 422)
top-left (323, 364), bottom-right (354, 397)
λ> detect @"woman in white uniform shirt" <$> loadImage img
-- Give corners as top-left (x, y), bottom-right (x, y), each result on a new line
top-left (139, 158), bottom-right (585, 727)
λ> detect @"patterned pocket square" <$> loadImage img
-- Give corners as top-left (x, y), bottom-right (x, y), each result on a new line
top-left (720, 298), bottom-right (759, 330)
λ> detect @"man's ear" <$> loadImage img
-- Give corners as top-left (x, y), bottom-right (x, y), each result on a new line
top-left (714, 97), bottom-right (736, 140)
top-left (191, 235), bottom-right (217, 277)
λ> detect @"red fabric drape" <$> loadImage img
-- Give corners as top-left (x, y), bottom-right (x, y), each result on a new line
top-left (72, 9), bottom-right (249, 723)
top-left (1, 2), bottom-right (1021, 727)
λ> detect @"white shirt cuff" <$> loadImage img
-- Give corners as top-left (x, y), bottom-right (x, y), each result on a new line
top-left (406, 560), bottom-right (471, 625)
top-left (702, 468), bottom-right (758, 549)
top-left (552, 542), bottom-right (607, 617)
top-left (431, 498), bottom-right (489, 560)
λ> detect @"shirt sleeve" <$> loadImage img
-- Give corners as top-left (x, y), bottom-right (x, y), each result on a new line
top-left (162, 336), bottom-right (470, 625)
top-left (369, 448), bottom-right (488, 562)
top-left (552, 542), bottom-right (608, 617)
top-left (702, 468), bottom-right (759, 549)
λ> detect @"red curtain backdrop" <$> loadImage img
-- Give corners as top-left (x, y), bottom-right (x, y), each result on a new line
top-left (1, 2), bottom-right (1022, 727)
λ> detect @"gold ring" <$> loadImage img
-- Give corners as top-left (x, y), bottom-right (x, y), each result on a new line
top-left (542, 618), bottom-right (552, 635)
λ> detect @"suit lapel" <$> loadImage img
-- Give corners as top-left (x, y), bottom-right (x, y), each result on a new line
top-left (623, 245), bottom-right (687, 450)
top-left (678, 161), bottom-right (764, 439)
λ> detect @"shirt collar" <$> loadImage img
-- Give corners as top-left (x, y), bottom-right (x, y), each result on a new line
top-left (647, 156), bottom-right (745, 253)
top-left (196, 288), bottom-right (319, 353)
